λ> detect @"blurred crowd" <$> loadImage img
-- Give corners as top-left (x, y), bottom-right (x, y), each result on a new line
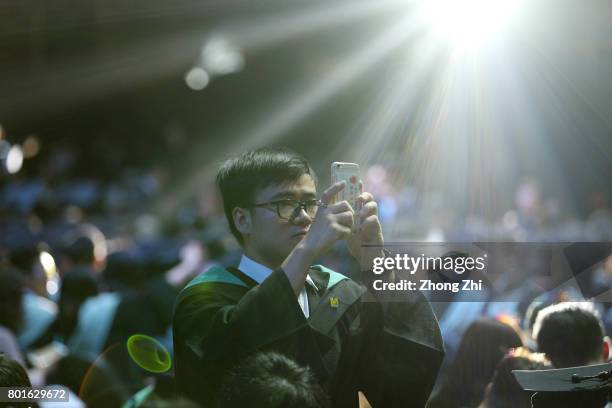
top-left (1, 142), bottom-right (612, 408)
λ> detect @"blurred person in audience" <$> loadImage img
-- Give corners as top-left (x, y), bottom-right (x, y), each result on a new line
top-left (1, 264), bottom-right (66, 390)
top-left (174, 148), bottom-right (444, 408)
top-left (105, 242), bottom-right (204, 390)
top-left (105, 240), bottom-right (206, 347)
top-left (218, 352), bottom-right (329, 408)
top-left (32, 268), bottom-right (99, 348)
top-left (520, 289), bottom-right (583, 351)
top-left (589, 253), bottom-right (612, 336)
top-left (197, 233), bottom-right (226, 272)
top-left (70, 239), bottom-right (204, 359)
top-left (59, 235), bottom-right (96, 277)
top-left (9, 247), bottom-right (57, 351)
top-left (164, 240), bottom-right (211, 288)
top-left (428, 318), bottom-right (523, 408)
top-left (45, 354), bottom-right (129, 408)
top-left (67, 251), bottom-right (165, 391)
top-left (63, 240), bottom-right (205, 396)
top-left (589, 253), bottom-right (612, 297)
top-left (58, 224), bottom-right (109, 278)
top-left (586, 191), bottom-right (612, 240)
top-left (533, 302), bottom-right (610, 368)
top-left (9, 247), bottom-right (47, 297)
top-left (479, 348), bottom-right (550, 408)
top-left (0, 353), bottom-right (38, 408)
top-left (0, 267), bottom-right (26, 365)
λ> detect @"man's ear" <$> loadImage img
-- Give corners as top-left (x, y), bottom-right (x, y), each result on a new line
top-left (232, 207), bottom-right (252, 237)
top-left (603, 336), bottom-right (611, 362)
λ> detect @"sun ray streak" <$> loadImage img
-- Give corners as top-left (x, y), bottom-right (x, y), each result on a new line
top-left (154, 12), bottom-right (421, 214)
top-left (215, 0), bottom-right (413, 52)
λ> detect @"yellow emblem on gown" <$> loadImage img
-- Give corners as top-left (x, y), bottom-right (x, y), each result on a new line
top-left (329, 297), bottom-right (339, 308)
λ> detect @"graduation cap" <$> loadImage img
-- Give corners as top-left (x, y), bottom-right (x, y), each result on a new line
top-left (513, 362), bottom-right (612, 407)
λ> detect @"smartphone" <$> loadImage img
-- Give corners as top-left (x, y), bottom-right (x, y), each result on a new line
top-left (331, 162), bottom-right (361, 210)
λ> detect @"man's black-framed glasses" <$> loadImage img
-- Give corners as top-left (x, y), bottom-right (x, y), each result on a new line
top-left (251, 199), bottom-right (322, 220)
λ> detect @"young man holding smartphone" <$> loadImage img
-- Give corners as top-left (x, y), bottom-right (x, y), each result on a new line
top-left (173, 147), bottom-right (444, 407)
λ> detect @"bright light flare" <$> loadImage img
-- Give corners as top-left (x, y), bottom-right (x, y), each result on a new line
top-left (184, 67), bottom-right (210, 91)
top-left (424, 0), bottom-right (524, 52)
top-left (46, 280), bottom-right (59, 296)
top-left (6, 145), bottom-right (23, 174)
top-left (39, 251), bottom-right (58, 279)
top-left (200, 38), bottom-right (244, 76)
top-left (40, 250), bottom-right (60, 297)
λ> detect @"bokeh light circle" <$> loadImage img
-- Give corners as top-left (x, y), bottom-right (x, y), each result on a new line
top-left (126, 334), bottom-right (172, 373)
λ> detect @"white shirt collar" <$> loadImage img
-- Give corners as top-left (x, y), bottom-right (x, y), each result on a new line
top-left (238, 255), bottom-right (273, 284)
top-left (238, 255), bottom-right (318, 290)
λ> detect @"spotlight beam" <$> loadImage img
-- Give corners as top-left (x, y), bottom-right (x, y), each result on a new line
top-left (214, 0), bottom-right (412, 52)
top-left (335, 39), bottom-right (443, 165)
top-left (154, 12), bottom-right (421, 215)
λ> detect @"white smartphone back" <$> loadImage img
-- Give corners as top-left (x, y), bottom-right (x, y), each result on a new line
top-left (331, 162), bottom-right (361, 210)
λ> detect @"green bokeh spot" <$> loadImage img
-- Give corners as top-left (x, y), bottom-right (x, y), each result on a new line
top-left (127, 334), bottom-right (172, 373)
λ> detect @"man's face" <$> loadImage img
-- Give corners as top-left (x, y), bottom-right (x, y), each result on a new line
top-left (245, 174), bottom-right (317, 268)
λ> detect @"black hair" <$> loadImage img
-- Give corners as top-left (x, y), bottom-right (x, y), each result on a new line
top-left (0, 353), bottom-right (36, 408)
top-left (427, 318), bottom-right (523, 408)
top-left (102, 250), bottom-right (146, 291)
top-left (481, 349), bottom-right (550, 408)
top-left (62, 235), bottom-right (95, 265)
top-left (0, 266), bottom-right (25, 333)
top-left (218, 352), bottom-right (329, 408)
top-left (534, 302), bottom-right (604, 368)
top-left (216, 148), bottom-right (317, 245)
top-left (0, 353), bottom-right (31, 387)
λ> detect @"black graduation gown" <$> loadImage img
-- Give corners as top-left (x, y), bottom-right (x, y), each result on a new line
top-left (172, 265), bottom-right (444, 408)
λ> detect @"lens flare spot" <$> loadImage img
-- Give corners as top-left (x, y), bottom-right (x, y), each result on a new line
top-left (126, 334), bottom-right (171, 373)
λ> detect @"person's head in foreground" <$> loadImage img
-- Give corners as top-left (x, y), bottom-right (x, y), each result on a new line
top-left (0, 353), bottom-right (31, 387)
top-left (479, 347), bottom-right (550, 408)
top-left (0, 353), bottom-right (35, 408)
top-left (533, 302), bottom-right (609, 368)
top-left (218, 351), bottom-right (330, 408)
top-left (428, 318), bottom-right (523, 408)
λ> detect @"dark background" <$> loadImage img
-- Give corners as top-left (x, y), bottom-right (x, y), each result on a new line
top-left (1, 0), bottom-right (611, 222)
